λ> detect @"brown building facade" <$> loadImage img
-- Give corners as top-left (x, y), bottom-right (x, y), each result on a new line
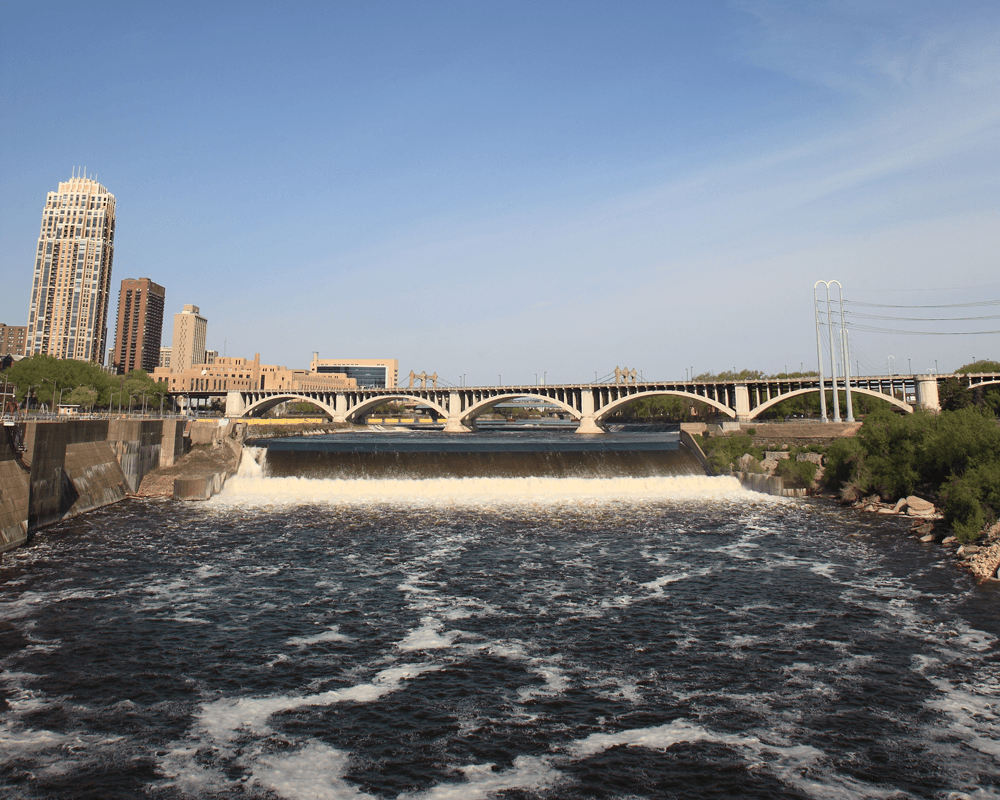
top-left (26, 173), bottom-right (116, 364)
top-left (0, 324), bottom-right (27, 356)
top-left (112, 278), bottom-right (165, 374)
top-left (152, 354), bottom-right (357, 394)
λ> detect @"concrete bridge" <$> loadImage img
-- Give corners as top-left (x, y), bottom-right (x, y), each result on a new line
top-left (207, 373), bottom-right (1000, 433)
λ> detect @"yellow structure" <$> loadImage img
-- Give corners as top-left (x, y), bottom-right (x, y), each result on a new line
top-left (153, 353), bottom-right (357, 394)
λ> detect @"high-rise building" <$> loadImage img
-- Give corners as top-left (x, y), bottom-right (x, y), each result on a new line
top-left (170, 304), bottom-right (207, 372)
top-left (159, 347), bottom-right (172, 369)
top-left (26, 171), bottom-right (116, 364)
top-left (0, 324), bottom-right (27, 356)
top-left (111, 278), bottom-right (165, 374)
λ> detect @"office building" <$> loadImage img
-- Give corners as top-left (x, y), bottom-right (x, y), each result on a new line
top-left (0, 324), bottom-right (27, 356)
top-left (26, 171), bottom-right (116, 364)
top-left (204, 349), bottom-right (218, 365)
top-left (310, 356), bottom-right (399, 388)
top-left (111, 278), bottom-right (165, 374)
top-left (152, 353), bottom-right (356, 394)
top-left (170, 304), bottom-right (207, 372)
top-left (159, 347), bottom-right (172, 369)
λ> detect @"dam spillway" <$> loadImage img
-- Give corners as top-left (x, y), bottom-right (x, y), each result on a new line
top-left (246, 429), bottom-right (710, 480)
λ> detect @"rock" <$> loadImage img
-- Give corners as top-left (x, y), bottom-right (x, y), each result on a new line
top-left (907, 506), bottom-right (936, 517)
top-left (906, 496), bottom-right (934, 512)
top-left (796, 452), bottom-right (823, 465)
top-left (892, 498), bottom-right (907, 514)
top-left (764, 451), bottom-right (790, 461)
top-left (920, 534), bottom-right (937, 543)
top-left (913, 522), bottom-right (934, 536)
top-left (962, 545), bottom-right (981, 556)
top-left (965, 541), bottom-right (1000, 582)
top-left (941, 536), bottom-right (958, 545)
top-left (877, 508), bottom-right (897, 514)
top-left (737, 453), bottom-right (760, 471)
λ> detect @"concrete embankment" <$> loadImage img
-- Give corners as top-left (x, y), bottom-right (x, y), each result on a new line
top-left (1, 418), bottom-right (187, 553)
top-left (137, 420), bottom-right (245, 501)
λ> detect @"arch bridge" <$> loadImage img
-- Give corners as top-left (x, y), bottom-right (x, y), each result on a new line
top-left (202, 372), bottom-right (999, 433)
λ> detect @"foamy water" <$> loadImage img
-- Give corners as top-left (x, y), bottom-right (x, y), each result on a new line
top-left (1, 469), bottom-right (998, 799)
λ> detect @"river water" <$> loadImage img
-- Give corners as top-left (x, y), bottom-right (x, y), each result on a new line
top-left (1, 433), bottom-right (999, 798)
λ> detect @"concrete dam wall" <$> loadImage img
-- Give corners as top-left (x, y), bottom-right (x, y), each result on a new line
top-left (0, 418), bottom-right (186, 553)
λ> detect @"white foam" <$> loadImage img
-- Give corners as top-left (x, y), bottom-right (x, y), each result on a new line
top-left (398, 618), bottom-right (459, 651)
top-left (253, 740), bottom-right (376, 800)
top-left (287, 626), bottom-right (353, 647)
top-left (400, 755), bottom-right (561, 799)
top-left (196, 663), bottom-right (443, 743)
top-left (212, 474), bottom-right (748, 508)
top-left (567, 719), bottom-right (719, 759)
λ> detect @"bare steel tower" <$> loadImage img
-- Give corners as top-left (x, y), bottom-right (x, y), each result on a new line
top-left (26, 171), bottom-right (116, 364)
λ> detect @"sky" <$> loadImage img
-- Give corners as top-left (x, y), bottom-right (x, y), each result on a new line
top-left (2, 0), bottom-right (998, 386)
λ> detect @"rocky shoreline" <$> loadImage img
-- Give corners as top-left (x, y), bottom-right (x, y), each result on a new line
top-left (838, 492), bottom-right (1000, 583)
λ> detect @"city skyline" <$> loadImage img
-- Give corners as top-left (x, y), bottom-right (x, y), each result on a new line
top-left (2, 1), bottom-right (998, 384)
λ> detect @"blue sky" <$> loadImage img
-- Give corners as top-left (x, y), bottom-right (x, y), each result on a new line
top-left (2, 0), bottom-right (998, 385)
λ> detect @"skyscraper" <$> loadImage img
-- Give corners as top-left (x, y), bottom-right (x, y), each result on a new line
top-left (112, 278), bottom-right (166, 374)
top-left (170, 304), bottom-right (207, 372)
top-left (26, 171), bottom-right (116, 364)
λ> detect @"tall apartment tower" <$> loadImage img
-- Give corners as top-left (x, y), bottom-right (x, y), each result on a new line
top-left (111, 278), bottom-right (165, 374)
top-left (26, 171), bottom-right (116, 364)
top-left (170, 304), bottom-right (207, 372)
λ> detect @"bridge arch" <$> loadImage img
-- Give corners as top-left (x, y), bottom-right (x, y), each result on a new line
top-left (242, 393), bottom-right (337, 419)
top-left (459, 393), bottom-right (581, 425)
top-left (748, 387), bottom-right (912, 420)
top-left (595, 390), bottom-right (736, 422)
top-left (343, 394), bottom-right (449, 423)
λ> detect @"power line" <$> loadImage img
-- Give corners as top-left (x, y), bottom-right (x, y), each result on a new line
top-left (846, 312), bottom-right (1000, 321)
top-left (845, 299), bottom-right (1000, 309)
top-left (845, 323), bottom-right (1000, 336)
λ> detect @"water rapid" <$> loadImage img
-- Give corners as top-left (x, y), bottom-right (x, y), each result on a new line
top-left (1, 434), bottom-right (998, 799)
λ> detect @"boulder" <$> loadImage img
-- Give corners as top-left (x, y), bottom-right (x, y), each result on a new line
top-left (907, 507), bottom-right (937, 518)
top-left (920, 534), bottom-right (937, 543)
top-left (941, 536), bottom-right (958, 545)
top-left (892, 498), bottom-right (908, 514)
top-left (912, 522), bottom-right (934, 536)
top-left (906, 496), bottom-right (934, 512)
top-left (964, 541), bottom-right (1000, 582)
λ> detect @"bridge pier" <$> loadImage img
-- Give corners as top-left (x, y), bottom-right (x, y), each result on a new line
top-left (225, 391), bottom-right (245, 417)
top-left (915, 376), bottom-right (941, 412)
top-left (575, 390), bottom-right (605, 434)
top-left (734, 385), bottom-right (751, 423)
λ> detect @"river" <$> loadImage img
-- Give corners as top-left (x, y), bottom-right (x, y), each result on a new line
top-left (1, 432), bottom-right (998, 798)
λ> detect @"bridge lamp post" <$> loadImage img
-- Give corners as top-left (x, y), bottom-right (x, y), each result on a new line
top-left (535, 373), bottom-right (538, 386)
top-left (41, 378), bottom-right (59, 414)
top-left (544, 371), bottom-right (546, 385)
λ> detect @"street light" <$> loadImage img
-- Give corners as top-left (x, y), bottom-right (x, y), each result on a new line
top-left (41, 378), bottom-right (61, 414)
top-left (543, 371), bottom-right (546, 385)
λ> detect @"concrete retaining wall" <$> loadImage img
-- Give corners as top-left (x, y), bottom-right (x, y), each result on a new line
top-left (0, 419), bottom-right (190, 551)
top-left (737, 471), bottom-right (809, 498)
top-left (0, 426), bottom-right (30, 552)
